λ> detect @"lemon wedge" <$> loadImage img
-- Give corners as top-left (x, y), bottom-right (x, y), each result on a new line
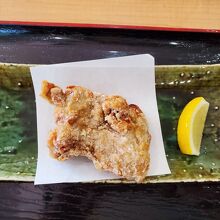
top-left (177, 97), bottom-right (209, 156)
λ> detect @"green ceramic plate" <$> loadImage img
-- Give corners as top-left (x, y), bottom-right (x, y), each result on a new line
top-left (0, 63), bottom-right (219, 183)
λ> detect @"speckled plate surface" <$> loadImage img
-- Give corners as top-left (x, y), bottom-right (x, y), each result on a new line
top-left (0, 63), bottom-right (219, 183)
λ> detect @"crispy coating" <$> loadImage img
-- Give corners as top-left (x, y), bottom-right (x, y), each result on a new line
top-left (41, 80), bottom-right (151, 182)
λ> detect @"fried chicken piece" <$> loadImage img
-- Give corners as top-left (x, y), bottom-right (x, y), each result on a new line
top-left (41, 80), bottom-right (151, 182)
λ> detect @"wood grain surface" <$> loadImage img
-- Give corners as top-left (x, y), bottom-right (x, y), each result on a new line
top-left (0, 182), bottom-right (219, 220)
top-left (0, 25), bottom-right (220, 219)
top-left (0, 0), bottom-right (220, 31)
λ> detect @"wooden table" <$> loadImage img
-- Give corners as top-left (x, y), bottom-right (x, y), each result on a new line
top-left (0, 0), bottom-right (220, 32)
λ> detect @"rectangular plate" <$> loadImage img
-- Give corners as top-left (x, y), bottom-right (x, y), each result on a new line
top-left (0, 63), bottom-right (219, 183)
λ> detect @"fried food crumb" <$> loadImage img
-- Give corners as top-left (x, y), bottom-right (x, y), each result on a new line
top-left (41, 80), bottom-right (151, 182)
